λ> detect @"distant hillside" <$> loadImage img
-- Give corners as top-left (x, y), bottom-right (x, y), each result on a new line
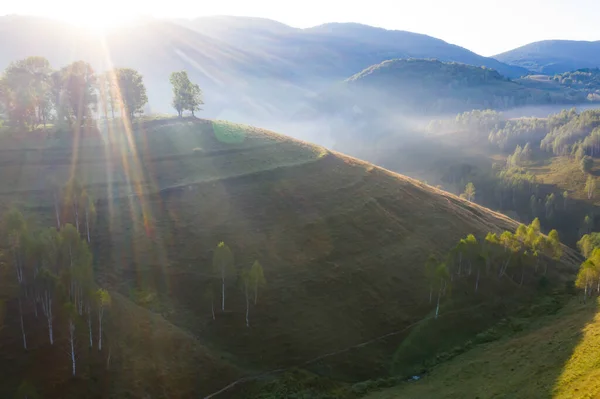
top-left (494, 40), bottom-right (600, 75)
top-left (300, 59), bottom-right (590, 127)
top-left (0, 117), bottom-right (575, 398)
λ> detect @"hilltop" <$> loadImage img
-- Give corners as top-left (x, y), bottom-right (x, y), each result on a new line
top-left (494, 40), bottom-right (600, 75)
top-left (0, 117), bottom-right (577, 398)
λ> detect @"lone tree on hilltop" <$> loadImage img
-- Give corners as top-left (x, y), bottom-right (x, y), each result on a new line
top-left (464, 182), bottom-right (476, 202)
top-left (169, 71), bottom-right (203, 117)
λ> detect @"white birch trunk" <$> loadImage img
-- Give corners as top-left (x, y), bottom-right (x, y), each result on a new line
top-left (41, 291), bottom-right (53, 345)
top-left (69, 319), bottom-right (76, 376)
top-left (87, 303), bottom-right (93, 348)
top-left (221, 267), bottom-right (225, 311)
top-left (54, 191), bottom-right (61, 228)
top-left (475, 268), bottom-right (480, 292)
top-left (18, 297), bottom-right (27, 350)
top-left (245, 284), bottom-right (249, 328)
top-left (85, 208), bottom-right (90, 243)
top-left (435, 278), bottom-right (443, 319)
top-left (73, 202), bottom-right (80, 233)
top-left (98, 308), bottom-right (103, 351)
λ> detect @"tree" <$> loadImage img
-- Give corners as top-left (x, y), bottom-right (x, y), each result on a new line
top-left (586, 175), bottom-right (596, 199)
top-left (96, 288), bottom-right (111, 351)
top-left (37, 267), bottom-right (57, 345)
top-left (522, 142), bottom-right (533, 162)
top-left (581, 155), bottom-right (593, 175)
top-left (64, 302), bottom-right (78, 376)
top-left (212, 242), bottom-right (234, 311)
top-left (576, 260), bottom-right (597, 302)
top-left (204, 286), bottom-right (215, 320)
top-left (434, 262), bottom-right (449, 319)
top-left (58, 61), bottom-right (97, 126)
top-left (249, 260), bottom-right (266, 305)
top-left (81, 189), bottom-right (96, 243)
top-left (464, 182), bottom-right (476, 202)
top-left (64, 178), bottom-right (83, 233)
top-left (424, 254), bottom-right (438, 303)
top-left (563, 191), bottom-right (569, 210)
top-left (578, 233), bottom-right (600, 258)
top-left (240, 268), bottom-right (251, 327)
top-left (169, 71), bottom-right (203, 117)
top-left (545, 193), bottom-right (555, 219)
top-left (111, 68), bottom-right (148, 120)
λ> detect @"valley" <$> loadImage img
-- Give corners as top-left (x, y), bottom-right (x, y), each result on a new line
top-left (1, 9), bottom-right (600, 399)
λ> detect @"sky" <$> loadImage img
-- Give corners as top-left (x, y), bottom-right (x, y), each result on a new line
top-left (2, 0), bottom-right (599, 56)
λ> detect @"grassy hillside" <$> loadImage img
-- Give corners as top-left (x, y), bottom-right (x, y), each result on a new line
top-left (366, 296), bottom-right (600, 399)
top-left (494, 40), bottom-right (600, 75)
top-left (0, 117), bottom-right (577, 398)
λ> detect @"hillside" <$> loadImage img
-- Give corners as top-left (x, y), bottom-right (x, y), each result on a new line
top-left (297, 59), bottom-right (592, 143)
top-left (366, 297), bottom-right (600, 399)
top-left (0, 117), bottom-right (577, 398)
top-left (494, 40), bottom-right (600, 75)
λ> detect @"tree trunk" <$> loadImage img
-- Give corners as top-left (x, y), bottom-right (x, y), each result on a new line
top-left (211, 299), bottom-right (215, 320)
top-left (53, 191), bottom-right (61, 228)
top-left (88, 304), bottom-right (93, 348)
top-left (245, 285), bottom-right (250, 328)
top-left (85, 207), bottom-right (90, 243)
top-left (18, 297), bottom-right (27, 350)
top-left (98, 308), bottom-right (103, 351)
top-left (73, 202), bottom-right (79, 233)
top-left (221, 267), bottom-right (225, 311)
top-left (69, 319), bottom-right (76, 376)
top-left (475, 268), bottom-right (480, 292)
top-left (520, 267), bottom-right (524, 286)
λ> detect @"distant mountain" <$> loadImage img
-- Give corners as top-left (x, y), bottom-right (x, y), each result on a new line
top-left (494, 40), bottom-right (600, 75)
top-left (186, 18), bottom-right (529, 80)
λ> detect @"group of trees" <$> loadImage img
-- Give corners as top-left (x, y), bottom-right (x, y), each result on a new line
top-left (2, 207), bottom-right (111, 377)
top-left (0, 56), bottom-right (205, 130)
top-left (211, 242), bottom-right (266, 327)
top-left (575, 230), bottom-right (600, 302)
top-left (425, 218), bottom-right (563, 317)
top-left (507, 143), bottom-right (533, 167)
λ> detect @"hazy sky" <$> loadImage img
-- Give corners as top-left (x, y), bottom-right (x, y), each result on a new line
top-left (2, 0), bottom-right (599, 56)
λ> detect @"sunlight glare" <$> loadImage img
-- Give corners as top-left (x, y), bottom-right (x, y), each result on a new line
top-left (51, 9), bottom-right (139, 35)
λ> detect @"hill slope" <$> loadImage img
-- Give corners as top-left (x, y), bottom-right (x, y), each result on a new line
top-left (0, 118), bottom-right (577, 397)
top-left (494, 40), bottom-right (600, 74)
top-left (366, 298), bottom-right (600, 399)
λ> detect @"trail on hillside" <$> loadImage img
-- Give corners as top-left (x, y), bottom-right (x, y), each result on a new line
top-left (203, 301), bottom-right (489, 398)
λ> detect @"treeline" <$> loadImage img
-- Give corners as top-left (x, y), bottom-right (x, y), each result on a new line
top-left (428, 108), bottom-right (600, 159)
top-left (426, 218), bottom-right (563, 317)
top-left (0, 56), bottom-right (203, 132)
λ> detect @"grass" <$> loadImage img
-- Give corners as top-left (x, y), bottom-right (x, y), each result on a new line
top-left (365, 296), bottom-right (600, 399)
top-left (0, 117), bottom-right (578, 398)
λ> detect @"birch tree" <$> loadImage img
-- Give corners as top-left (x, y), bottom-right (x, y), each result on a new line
top-left (424, 254), bottom-right (438, 303)
top-left (80, 190), bottom-right (96, 243)
top-left (96, 288), bottom-right (111, 351)
top-left (464, 182), bottom-right (476, 202)
top-left (212, 242), bottom-right (234, 311)
top-left (64, 302), bottom-right (78, 376)
top-left (241, 268), bottom-right (251, 327)
top-left (204, 286), bottom-right (215, 320)
top-left (37, 268), bottom-right (57, 345)
top-left (64, 178), bottom-right (83, 233)
top-left (586, 175), bottom-right (596, 200)
top-left (249, 260), bottom-right (266, 305)
top-left (435, 262), bottom-right (449, 319)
